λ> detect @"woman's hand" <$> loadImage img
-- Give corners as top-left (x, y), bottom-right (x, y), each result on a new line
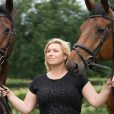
top-left (106, 76), bottom-right (114, 90)
top-left (0, 85), bottom-right (10, 97)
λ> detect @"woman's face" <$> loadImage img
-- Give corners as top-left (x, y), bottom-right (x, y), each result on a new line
top-left (46, 43), bottom-right (67, 66)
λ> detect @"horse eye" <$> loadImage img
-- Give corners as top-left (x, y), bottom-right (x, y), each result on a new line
top-left (97, 27), bottom-right (105, 33)
top-left (4, 28), bottom-right (10, 34)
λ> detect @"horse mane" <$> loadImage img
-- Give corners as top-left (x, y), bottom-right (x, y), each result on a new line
top-left (0, 4), bottom-right (14, 22)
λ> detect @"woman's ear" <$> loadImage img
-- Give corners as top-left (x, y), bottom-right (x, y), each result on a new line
top-left (64, 55), bottom-right (67, 60)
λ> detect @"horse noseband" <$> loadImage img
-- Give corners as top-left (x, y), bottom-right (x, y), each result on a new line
top-left (72, 43), bottom-right (96, 69)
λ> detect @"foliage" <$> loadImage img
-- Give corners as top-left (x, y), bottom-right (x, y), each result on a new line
top-left (6, 78), bottom-right (31, 88)
top-left (6, 0), bottom-right (88, 79)
top-left (89, 78), bottom-right (107, 85)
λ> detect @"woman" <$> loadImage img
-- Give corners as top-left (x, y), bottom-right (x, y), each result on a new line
top-left (0, 38), bottom-right (114, 114)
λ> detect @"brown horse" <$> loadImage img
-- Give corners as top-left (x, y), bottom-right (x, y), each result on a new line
top-left (66, 0), bottom-right (114, 114)
top-left (0, 0), bottom-right (16, 114)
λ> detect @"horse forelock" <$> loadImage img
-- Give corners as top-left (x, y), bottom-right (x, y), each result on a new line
top-left (0, 4), bottom-right (13, 22)
top-left (89, 5), bottom-right (107, 16)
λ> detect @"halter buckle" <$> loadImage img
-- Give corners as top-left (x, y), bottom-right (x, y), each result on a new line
top-left (0, 56), bottom-right (5, 65)
top-left (86, 56), bottom-right (97, 66)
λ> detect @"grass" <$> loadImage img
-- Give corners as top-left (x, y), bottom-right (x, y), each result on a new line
top-left (5, 78), bottom-right (109, 114)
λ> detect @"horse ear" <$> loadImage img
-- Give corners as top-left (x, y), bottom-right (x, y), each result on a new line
top-left (85, 0), bottom-right (96, 11)
top-left (101, 0), bottom-right (109, 13)
top-left (5, 0), bottom-right (13, 12)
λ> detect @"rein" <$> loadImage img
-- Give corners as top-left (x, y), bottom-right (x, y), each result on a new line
top-left (0, 14), bottom-right (16, 114)
top-left (0, 83), bottom-right (12, 114)
top-left (72, 12), bottom-right (114, 98)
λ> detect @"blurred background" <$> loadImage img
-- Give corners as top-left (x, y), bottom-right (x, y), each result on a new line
top-left (1, 0), bottom-right (114, 113)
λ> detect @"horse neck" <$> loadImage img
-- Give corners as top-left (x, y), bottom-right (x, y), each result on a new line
top-left (0, 59), bottom-right (9, 85)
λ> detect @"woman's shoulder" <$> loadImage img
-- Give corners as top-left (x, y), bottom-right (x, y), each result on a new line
top-left (34, 73), bottom-right (46, 79)
top-left (32, 73), bottom-right (47, 82)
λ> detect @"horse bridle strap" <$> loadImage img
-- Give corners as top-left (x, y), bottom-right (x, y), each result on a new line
top-left (72, 13), bottom-right (114, 77)
top-left (0, 15), bottom-right (16, 71)
top-left (0, 83), bottom-right (12, 114)
top-left (0, 15), bottom-right (13, 22)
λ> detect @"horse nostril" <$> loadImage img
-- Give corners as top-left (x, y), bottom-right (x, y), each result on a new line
top-left (72, 63), bottom-right (78, 73)
top-left (73, 63), bottom-right (78, 69)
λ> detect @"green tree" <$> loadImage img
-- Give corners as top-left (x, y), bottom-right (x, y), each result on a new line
top-left (7, 0), bottom-right (88, 79)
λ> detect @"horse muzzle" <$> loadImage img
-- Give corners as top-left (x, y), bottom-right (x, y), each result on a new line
top-left (66, 60), bottom-right (86, 77)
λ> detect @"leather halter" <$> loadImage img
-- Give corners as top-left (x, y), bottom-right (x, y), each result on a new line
top-left (0, 14), bottom-right (16, 114)
top-left (72, 13), bottom-right (114, 78)
top-left (0, 15), bottom-right (16, 72)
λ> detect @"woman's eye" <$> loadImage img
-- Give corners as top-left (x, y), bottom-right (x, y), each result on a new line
top-left (54, 50), bottom-right (58, 52)
top-left (47, 50), bottom-right (50, 53)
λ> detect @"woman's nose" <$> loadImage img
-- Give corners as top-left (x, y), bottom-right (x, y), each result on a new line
top-left (49, 51), bottom-right (53, 55)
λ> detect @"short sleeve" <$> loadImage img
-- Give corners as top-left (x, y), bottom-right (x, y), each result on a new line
top-left (80, 76), bottom-right (89, 89)
top-left (77, 76), bottom-right (89, 93)
top-left (28, 77), bottom-right (37, 95)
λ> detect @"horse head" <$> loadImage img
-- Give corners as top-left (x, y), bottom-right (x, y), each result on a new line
top-left (0, 0), bottom-right (16, 71)
top-left (66, 0), bottom-right (114, 77)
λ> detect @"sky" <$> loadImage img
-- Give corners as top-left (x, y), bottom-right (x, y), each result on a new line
top-left (77, 0), bottom-right (87, 9)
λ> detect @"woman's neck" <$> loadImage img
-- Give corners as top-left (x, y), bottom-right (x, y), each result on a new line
top-left (47, 64), bottom-right (68, 79)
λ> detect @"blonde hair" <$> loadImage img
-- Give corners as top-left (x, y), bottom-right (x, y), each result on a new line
top-left (44, 38), bottom-right (71, 72)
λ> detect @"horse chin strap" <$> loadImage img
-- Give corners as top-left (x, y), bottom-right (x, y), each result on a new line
top-left (0, 15), bottom-right (17, 73)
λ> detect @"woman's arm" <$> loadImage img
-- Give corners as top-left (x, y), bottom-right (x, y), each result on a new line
top-left (0, 86), bottom-right (37, 114)
top-left (82, 77), bottom-right (114, 108)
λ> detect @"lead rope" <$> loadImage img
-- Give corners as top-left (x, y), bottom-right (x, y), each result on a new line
top-left (0, 83), bottom-right (12, 114)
